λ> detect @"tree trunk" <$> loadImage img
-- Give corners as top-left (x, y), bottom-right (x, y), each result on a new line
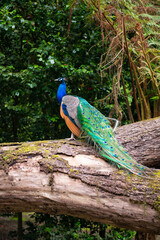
top-left (0, 117), bottom-right (160, 234)
top-left (18, 212), bottom-right (23, 240)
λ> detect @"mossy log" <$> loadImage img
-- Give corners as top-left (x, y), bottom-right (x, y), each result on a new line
top-left (0, 117), bottom-right (160, 234)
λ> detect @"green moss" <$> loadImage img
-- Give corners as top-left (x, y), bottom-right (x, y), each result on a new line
top-left (49, 165), bottom-right (53, 171)
top-left (154, 196), bottom-right (160, 214)
top-left (115, 169), bottom-right (160, 215)
top-left (0, 142), bottom-right (21, 146)
top-left (70, 169), bottom-right (79, 174)
top-left (0, 140), bottom-right (62, 165)
top-left (0, 140), bottom-right (81, 178)
top-left (0, 142), bottom-right (42, 170)
top-left (1, 150), bottom-right (18, 169)
top-left (154, 170), bottom-right (160, 178)
top-left (144, 171), bottom-right (160, 214)
top-left (147, 174), bottom-right (160, 193)
top-left (18, 143), bottom-right (40, 153)
top-left (51, 155), bottom-right (62, 159)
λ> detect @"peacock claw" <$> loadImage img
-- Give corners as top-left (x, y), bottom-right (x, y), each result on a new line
top-left (65, 133), bottom-right (76, 141)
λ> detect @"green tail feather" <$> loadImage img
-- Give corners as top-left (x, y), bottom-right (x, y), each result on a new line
top-left (77, 97), bottom-right (151, 177)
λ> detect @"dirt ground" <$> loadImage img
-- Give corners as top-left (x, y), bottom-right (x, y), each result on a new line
top-left (0, 215), bottom-right (17, 240)
top-left (0, 213), bottom-right (32, 240)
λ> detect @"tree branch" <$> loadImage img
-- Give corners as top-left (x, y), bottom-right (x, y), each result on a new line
top-left (0, 117), bottom-right (160, 234)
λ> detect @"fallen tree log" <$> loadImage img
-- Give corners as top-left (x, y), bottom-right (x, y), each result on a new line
top-left (0, 117), bottom-right (160, 234)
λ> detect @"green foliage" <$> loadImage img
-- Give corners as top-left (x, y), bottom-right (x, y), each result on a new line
top-left (8, 213), bottom-right (135, 240)
top-left (0, 0), bottom-right (104, 142)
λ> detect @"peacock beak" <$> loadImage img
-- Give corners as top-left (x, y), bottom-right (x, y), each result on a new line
top-left (54, 77), bottom-right (68, 82)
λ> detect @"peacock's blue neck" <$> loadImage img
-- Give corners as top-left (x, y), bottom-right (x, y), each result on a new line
top-left (57, 80), bottom-right (67, 105)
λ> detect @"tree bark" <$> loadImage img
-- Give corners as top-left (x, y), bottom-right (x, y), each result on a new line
top-left (0, 117), bottom-right (160, 234)
top-left (116, 117), bottom-right (160, 168)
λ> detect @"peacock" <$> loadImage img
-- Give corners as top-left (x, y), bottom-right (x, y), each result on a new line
top-left (55, 77), bottom-right (150, 176)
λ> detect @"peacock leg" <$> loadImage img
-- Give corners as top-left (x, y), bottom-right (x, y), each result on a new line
top-left (65, 133), bottom-right (76, 141)
top-left (107, 117), bottom-right (119, 132)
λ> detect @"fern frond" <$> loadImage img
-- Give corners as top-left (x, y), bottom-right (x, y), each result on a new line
top-left (140, 13), bottom-right (160, 23)
top-left (138, 66), bottom-right (152, 76)
top-left (150, 56), bottom-right (160, 63)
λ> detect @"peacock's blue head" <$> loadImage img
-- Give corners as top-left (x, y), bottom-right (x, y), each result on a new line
top-left (55, 77), bottom-right (67, 83)
top-left (55, 77), bottom-right (67, 104)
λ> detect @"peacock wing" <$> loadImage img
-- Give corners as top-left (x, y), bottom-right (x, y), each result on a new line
top-left (62, 95), bottom-right (82, 129)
